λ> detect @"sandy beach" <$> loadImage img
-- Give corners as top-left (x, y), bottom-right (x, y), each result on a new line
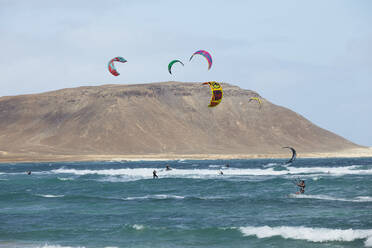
top-left (1, 147), bottom-right (372, 163)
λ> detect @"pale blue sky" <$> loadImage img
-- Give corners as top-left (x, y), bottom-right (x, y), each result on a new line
top-left (0, 0), bottom-right (371, 146)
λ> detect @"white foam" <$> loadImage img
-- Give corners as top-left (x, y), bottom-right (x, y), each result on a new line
top-left (366, 237), bottom-right (372, 247)
top-left (57, 177), bottom-right (74, 181)
top-left (238, 226), bottom-right (372, 246)
top-left (287, 165), bottom-right (372, 176)
top-left (51, 167), bottom-right (280, 178)
top-left (0, 172), bottom-right (31, 175)
top-left (263, 163), bottom-right (278, 168)
top-left (36, 245), bottom-right (85, 248)
top-left (33, 243), bottom-right (116, 248)
top-left (132, 224), bottom-right (145, 230)
top-left (97, 176), bottom-right (135, 183)
top-left (288, 194), bottom-right (372, 202)
top-left (355, 196), bottom-right (372, 202)
top-left (50, 165), bottom-right (372, 179)
top-left (123, 194), bottom-right (184, 200)
top-left (36, 194), bottom-right (64, 198)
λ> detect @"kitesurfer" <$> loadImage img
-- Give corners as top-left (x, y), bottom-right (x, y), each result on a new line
top-left (165, 165), bottom-right (172, 171)
top-left (296, 180), bottom-right (305, 194)
top-left (153, 170), bottom-right (158, 179)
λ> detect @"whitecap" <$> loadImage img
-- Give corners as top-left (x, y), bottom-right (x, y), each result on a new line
top-left (132, 224), bottom-right (145, 230)
top-left (50, 165), bottom-right (372, 180)
top-left (238, 226), bottom-right (372, 246)
top-left (36, 244), bottom-right (85, 248)
top-left (97, 176), bottom-right (136, 183)
top-left (57, 177), bottom-right (74, 181)
top-left (355, 196), bottom-right (372, 202)
top-left (123, 194), bottom-right (184, 200)
top-left (36, 194), bottom-right (64, 198)
top-left (263, 163), bottom-right (278, 168)
top-left (288, 194), bottom-right (372, 202)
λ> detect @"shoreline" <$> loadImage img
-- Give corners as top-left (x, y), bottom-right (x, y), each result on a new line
top-left (0, 148), bottom-right (372, 163)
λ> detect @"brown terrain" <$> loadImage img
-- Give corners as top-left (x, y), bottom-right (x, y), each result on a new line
top-left (0, 81), bottom-right (368, 162)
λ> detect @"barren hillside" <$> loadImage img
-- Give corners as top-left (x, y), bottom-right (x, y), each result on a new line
top-left (0, 82), bottom-right (359, 158)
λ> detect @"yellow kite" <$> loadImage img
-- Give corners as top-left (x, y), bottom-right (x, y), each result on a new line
top-left (249, 97), bottom-right (263, 109)
top-left (202, 82), bottom-right (223, 107)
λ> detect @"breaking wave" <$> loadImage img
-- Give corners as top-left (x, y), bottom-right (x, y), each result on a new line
top-left (238, 226), bottom-right (372, 247)
top-left (51, 165), bottom-right (372, 179)
top-left (289, 194), bottom-right (372, 202)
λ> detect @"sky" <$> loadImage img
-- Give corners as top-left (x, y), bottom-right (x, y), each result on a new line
top-left (0, 0), bottom-right (371, 146)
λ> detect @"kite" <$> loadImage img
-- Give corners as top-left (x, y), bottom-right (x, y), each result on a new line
top-left (202, 81), bottom-right (223, 107)
top-left (190, 50), bottom-right (212, 70)
top-left (108, 57), bottom-right (127, 76)
top-left (168, 60), bottom-right (184, 74)
top-left (283, 146), bottom-right (297, 164)
top-left (249, 97), bottom-right (263, 109)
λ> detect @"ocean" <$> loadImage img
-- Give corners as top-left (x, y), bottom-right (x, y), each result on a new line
top-left (0, 157), bottom-right (371, 248)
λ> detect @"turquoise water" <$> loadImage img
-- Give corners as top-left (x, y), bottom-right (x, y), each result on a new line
top-left (0, 158), bottom-right (371, 248)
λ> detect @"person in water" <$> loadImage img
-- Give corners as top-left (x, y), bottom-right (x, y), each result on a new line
top-left (165, 165), bottom-right (172, 171)
top-left (296, 180), bottom-right (305, 194)
top-left (27, 171), bottom-right (31, 175)
top-left (219, 170), bottom-right (224, 175)
top-left (225, 164), bottom-right (229, 168)
top-left (153, 170), bottom-right (158, 179)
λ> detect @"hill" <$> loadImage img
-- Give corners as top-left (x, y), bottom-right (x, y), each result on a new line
top-left (0, 81), bottom-right (361, 161)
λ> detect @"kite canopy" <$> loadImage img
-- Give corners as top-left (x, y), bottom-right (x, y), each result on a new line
top-left (249, 97), bottom-right (263, 109)
top-left (283, 146), bottom-right (297, 164)
top-left (190, 50), bottom-right (213, 70)
top-left (202, 82), bottom-right (223, 107)
top-left (168, 60), bottom-right (184, 74)
top-left (108, 57), bottom-right (127, 76)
